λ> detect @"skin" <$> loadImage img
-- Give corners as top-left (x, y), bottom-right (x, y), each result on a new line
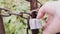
top-left (37, 1), bottom-right (60, 34)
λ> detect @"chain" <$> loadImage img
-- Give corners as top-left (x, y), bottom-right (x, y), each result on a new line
top-left (0, 8), bottom-right (38, 19)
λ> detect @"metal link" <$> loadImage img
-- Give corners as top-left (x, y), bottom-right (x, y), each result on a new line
top-left (0, 8), bottom-right (11, 17)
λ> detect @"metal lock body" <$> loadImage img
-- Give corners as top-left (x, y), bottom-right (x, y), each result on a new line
top-left (29, 19), bottom-right (42, 29)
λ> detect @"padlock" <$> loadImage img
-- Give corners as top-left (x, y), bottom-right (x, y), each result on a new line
top-left (29, 18), bottom-right (42, 29)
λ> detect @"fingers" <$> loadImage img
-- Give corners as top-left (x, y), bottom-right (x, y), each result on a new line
top-left (37, 5), bottom-right (46, 19)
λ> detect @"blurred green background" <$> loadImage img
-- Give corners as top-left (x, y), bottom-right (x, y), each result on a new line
top-left (0, 0), bottom-right (55, 34)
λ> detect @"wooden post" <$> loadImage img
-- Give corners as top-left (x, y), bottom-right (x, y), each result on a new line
top-left (30, 0), bottom-right (39, 34)
top-left (0, 10), bottom-right (5, 34)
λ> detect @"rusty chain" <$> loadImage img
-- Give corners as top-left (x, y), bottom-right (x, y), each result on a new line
top-left (0, 8), bottom-right (38, 19)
